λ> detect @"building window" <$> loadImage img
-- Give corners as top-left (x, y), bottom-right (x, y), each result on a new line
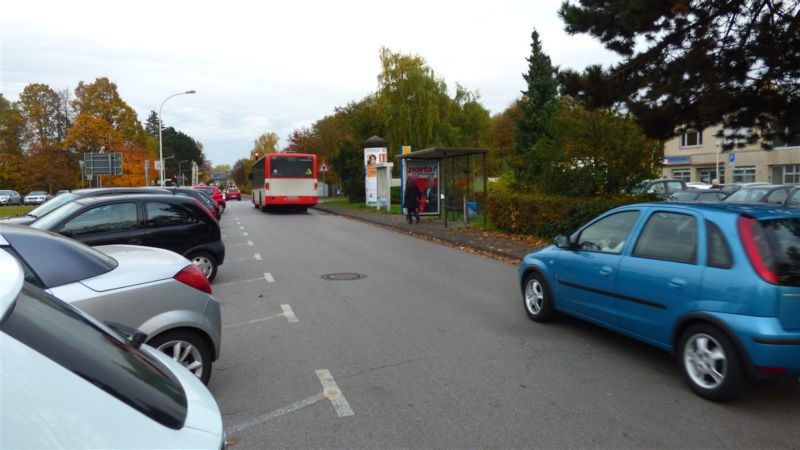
top-left (732, 166), bottom-right (756, 183)
top-left (774, 130), bottom-right (800, 148)
top-left (772, 165), bottom-right (800, 184)
top-left (671, 168), bottom-right (690, 181)
top-left (697, 167), bottom-right (725, 184)
top-left (681, 129), bottom-right (702, 147)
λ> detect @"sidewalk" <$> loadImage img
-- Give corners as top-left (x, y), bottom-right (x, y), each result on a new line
top-left (314, 202), bottom-right (546, 264)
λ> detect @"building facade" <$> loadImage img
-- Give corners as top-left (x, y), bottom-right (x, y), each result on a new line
top-left (662, 125), bottom-right (800, 184)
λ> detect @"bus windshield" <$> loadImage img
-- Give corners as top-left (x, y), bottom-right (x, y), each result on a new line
top-left (270, 156), bottom-right (314, 178)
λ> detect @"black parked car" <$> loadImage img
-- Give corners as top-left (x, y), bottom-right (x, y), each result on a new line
top-left (29, 194), bottom-right (224, 281)
top-left (666, 188), bottom-right (728, 203)
top-left (630, 179), bottom-right (687, 198)
top-left (2, 187), bottom-right (171, 226)
top-left (168, 187), bottom-right (221, 220)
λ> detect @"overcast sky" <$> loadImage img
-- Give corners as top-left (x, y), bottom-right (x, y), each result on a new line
top-left (1, 0), bottom-right (619, 166)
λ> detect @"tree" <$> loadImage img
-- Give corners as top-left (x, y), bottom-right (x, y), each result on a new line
top-left (512, 29), bottom-right (559, 187)
top-left (0, 94), bottom-right (26, 190)
top-left (534, 99), bottom-right (662, 196)
top-left (17, 84), bottom-right (76, 190)
top-left (212, 164), bottom-right (231, 173)
top-left (231, 158), bottom-right (253, 192)
top-left (252, 132), bottom-right (279, 158)
top-left (17, 83), bottom-right (68, 151)
top-left (72, 77), bottom-right (145, 145)
top-left (376, 47), bottom-right (451, 154)
top-left (558, 0), bottom-right (800, 148)
top-left (161, 127), bottom-right (208, 181)
top-left (144, 110), bottom-right (162, 137)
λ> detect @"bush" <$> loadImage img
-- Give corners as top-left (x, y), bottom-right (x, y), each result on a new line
top-left (487, 183), bottom-right (656, 238)
top-left (390, 186), bottom-right (401, 204)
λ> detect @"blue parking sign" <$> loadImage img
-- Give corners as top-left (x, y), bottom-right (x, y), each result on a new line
top-left (728, 153), bottom-right (736, 165)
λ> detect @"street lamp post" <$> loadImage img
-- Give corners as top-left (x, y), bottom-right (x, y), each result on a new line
top-left (158, 90), bottom-right (196, 186)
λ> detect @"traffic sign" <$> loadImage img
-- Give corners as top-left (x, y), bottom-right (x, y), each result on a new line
top-left (319, 163), bottom-right (329, 173)
top-left (84, 152), bottom-right (123, 175)
top-left (728, 152), bottom-right (736, 166)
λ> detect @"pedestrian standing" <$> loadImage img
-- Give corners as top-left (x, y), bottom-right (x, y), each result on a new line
top-left (404, 178), bottom-right (421, 224)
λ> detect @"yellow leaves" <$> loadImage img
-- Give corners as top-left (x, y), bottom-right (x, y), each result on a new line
top-left (64, 113), bottom-right (124, 153)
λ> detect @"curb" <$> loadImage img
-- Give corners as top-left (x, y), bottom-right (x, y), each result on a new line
top-left (314, 204), bottom-right (523, 264)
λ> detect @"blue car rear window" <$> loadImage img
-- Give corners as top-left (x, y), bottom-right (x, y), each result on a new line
top-left (759, 219), bottom-right (800, 286)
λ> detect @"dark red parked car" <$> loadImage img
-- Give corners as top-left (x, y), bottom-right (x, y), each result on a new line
top-left (193, 186), bottom-right (226, 212)
top-left (225, 187), bottom-right (241, 201)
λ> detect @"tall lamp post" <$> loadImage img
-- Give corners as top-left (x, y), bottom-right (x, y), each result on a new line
top-left (159, 90), bottom-right (196, 186)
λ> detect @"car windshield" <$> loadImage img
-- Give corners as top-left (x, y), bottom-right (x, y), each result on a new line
top-left (724, 188), bottom-right (770, 202)
top-left (0, 190), bottom-right (10, 195)
top-left (29, 201), bottom-right (84, 230)
top-left (26, 192), bottom-right (81, 218)
top-left (29, 191), bottom-right (46, 195)
top-left (1, 284), bottom-right (188, 429)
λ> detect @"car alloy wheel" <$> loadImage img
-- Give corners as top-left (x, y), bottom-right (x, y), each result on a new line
top-left (679, 324), bottom-right (747, 401)
top-left (157, 339), bottom-right (204, 377)
top-left (525, 278), bottom-right (544, 315)
top-left (150, 330), bottom-right (213, 384)
top-left (522, 273), bottom-right (556, 322)
top-left (683, 333), bottom-right (727, 389)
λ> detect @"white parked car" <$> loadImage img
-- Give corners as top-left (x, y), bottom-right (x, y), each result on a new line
top-left (0, 251), bottom-right (226, 448)
top-left (686, 182), bottom-right (712, 190)
top-left (23, 190), bottom-right (52, 205)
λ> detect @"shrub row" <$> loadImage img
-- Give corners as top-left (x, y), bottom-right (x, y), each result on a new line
top-left (486, 184), bottom-right (656, 238)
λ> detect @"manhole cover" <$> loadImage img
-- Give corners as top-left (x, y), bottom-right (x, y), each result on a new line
top-left (321, 273), bottom-right (367, 281)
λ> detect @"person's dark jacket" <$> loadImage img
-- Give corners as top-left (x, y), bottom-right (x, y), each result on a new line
top-left (404, 183), bottom-right (420, 209)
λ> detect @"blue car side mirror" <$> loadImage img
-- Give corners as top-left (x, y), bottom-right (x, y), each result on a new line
top-left (554, 235), bottom-right (572, 249)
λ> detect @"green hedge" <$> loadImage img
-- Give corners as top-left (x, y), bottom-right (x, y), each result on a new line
top-left (486, 184), bottom-right (657, 237)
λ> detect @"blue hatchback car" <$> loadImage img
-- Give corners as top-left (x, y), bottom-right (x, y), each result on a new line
top-left (518, 202), bottom-right (800, 401)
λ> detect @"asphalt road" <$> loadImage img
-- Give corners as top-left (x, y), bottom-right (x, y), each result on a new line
top-left (208, 199), bottom-right (800, 449)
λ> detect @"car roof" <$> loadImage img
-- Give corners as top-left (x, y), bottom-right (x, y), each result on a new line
top-left (0, 246), bottom-right (24, 318)
top-left (618, 202), bottom-right (800, 220)
top-left (73, 193), bottom-right (195, 206)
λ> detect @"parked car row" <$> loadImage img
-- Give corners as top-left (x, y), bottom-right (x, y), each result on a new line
top-left (1, 184), bottom-right (232, 446)
top-left (0, 189), bottom-right (56, 206)
top-left (0, 250), bottom-right (226, 448)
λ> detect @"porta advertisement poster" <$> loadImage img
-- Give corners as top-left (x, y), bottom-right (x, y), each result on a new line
top-left (404, 160), bottom-right (440, 215)
top-left (364, 147), bottom-right (387, 205)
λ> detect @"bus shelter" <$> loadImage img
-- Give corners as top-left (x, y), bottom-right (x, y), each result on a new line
top-left (397, 147), bottom-right (489, 228)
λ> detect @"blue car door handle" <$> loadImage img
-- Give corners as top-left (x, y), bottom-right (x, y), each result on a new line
top-left (669, 278), bottom-right (687, 289)
top-left (600, 266), bottom-right (613, 277)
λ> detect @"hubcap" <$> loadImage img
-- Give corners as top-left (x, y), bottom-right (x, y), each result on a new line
top-left (192, 255), bottom-right (213, 278)
top-left (525, 279), bottom-right (544, 315)
top-left (157, 340), bottom-right (204, 378)
top-left (684, 333), bottom-right (727, 389)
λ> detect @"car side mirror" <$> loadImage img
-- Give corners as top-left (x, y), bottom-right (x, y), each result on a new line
top-left (554, 235), bottom-right (572, 249)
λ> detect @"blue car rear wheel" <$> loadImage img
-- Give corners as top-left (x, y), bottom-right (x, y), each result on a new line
top-left (679, 324), bottom-right (747, 401)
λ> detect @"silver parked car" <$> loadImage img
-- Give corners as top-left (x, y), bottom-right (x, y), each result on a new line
top-left (0, 189), bottom-right (21, 206)
top-left (0, 224), bottom-right (221, 384)
top-left (0, 252), bottom-right (226, 449)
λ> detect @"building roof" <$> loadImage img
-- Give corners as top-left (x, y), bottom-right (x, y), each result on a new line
top-left (396, 147), bottom-right (489, 160)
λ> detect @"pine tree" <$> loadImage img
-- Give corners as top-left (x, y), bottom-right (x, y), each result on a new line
top-left (558, 0), bottom-right (800, 149)
top-left (512, 29), bottom-right (559, 186)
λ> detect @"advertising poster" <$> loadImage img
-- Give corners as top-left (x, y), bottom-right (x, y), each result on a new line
top-left (404, 159), bottom-right (440, 215)
top-left (364, 147), bottom-right (387, 205)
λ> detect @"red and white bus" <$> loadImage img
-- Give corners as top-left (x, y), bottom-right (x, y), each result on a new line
top-left (250, 153), bottom-right (318, 212)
